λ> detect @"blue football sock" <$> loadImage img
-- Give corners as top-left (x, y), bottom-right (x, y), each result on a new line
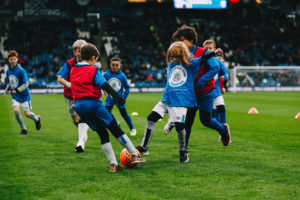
top-left (208, 118), bottom-right (226, 133)
top-left (219, 112), bottom-right (226, 124)
top-left (123, 113), bottom-right (134, 130)
top-left (212, 109), bottom-right (216, 118)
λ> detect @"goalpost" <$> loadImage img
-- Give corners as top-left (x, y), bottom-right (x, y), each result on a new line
top-left (229, 66), bottom-right (300, 92)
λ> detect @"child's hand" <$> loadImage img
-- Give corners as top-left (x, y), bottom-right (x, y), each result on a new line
top-left (221, 88), bottom-right (226, 94)
top-left (12, 90), bottom-right (17, 94)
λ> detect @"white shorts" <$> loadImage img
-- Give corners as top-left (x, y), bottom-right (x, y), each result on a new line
top-left (65, 97), bottom-right (77, 116)
top-left (152, 101), bottom-right (187, 123)
top-left (213, 95), bottom-right (225, 109)
top-left (12, 99), bottom-right (32, 111)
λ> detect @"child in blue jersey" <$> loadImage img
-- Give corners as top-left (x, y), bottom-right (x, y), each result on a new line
top-left (163, 26), bottom-right (230, 149)
top-left (57, 39), bottom-right (90, 152)
top-left (203, 40), bottom-right (229, 125)
top-left (104, 57), bottom-right (136, 136)
top-left (4, 50), bottom-right (41, 135)
top-left (213, 55), bottom-right (228, 123)
top-left (70, 43), bottom-right (145, 172)
top-left (136, 41), bottom-right (217, 163)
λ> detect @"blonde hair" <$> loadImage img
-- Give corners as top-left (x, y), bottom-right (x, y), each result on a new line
top-left (203, 39), bottom-right (216, 49)
top-left (167, 41), bottom-right (191, 66)
top-left (72, 39), bottom-right (87, 51)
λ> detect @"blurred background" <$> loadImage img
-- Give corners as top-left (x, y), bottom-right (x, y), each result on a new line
top-left (0, 0), bottom-right (299, 92)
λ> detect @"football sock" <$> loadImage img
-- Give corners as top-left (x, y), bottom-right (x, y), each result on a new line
top-left (123, 113), bottom-right (134, 130)
top-left (28, 112), bottom-right (39, 122)
top-left (219, 112), bottom-right (226, 124)
top-left (102, 142), bottom-right (118, 166)
top-left (177, 129), bottom-right (187, 151)
top-left (212, 109), bottom-right (216, 118)
top-left (141, 121), bottom-right (155, 149)
top-left (15, 113), bottom-right (26, 130)
top-left (77, 123), bottom-right (89, 149)
top-left (214, 109), bottom-right (221, 122)
top-left (216, 105), bottom-right (226, 123)
top-left (117, 134), bottom-right (138, 157)
top-left (185, 125), bottom-right (192, 148)
top-left (209, 118), bottom-right (226, 133)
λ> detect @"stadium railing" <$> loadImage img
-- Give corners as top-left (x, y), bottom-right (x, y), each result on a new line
top-left (229, 66), bottom-right (300, 92)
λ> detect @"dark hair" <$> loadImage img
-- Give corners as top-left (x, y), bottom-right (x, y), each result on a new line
top-left (110, 56), bottom-right (121, 62)
top-left (80, 43), bottom-right (100, 61)
top-left (172, 25), bottom-right (198, 45)
top-left (8, 50), bottom-right (19, 59)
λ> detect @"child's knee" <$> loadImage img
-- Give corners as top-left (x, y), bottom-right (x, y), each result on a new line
top-left (24, 110), bottom-right (31, 117)
top-left (175, 122), bottom-right (185, 132)
top-left (216, 105), bottom-right (225, 113)
top-left (147, 111), bottom-right (162, 123)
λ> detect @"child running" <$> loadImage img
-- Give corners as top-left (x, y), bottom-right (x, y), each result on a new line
top-left (136, 41), bottom-right (217, 163)
top-left (4, 50), bottom-right (41, 135)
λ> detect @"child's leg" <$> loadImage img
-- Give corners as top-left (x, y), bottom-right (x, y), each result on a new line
top-left (138, 102), bottom-right (166, 151)
top-left (118, 107), bottom-right (134, 130)
top-left (76, 121), bottom-right (89, 150)
top-left (13, 105), bottom-right (27, 131)
top-left (216, 105), bottom-right (226, 124)
top-left (199, 110), bottom-right (226, 133)
top-left (96, 126), bottom-right (118, 166)
top-left (185, 107), bottom-right (197, 148)
top-left (169, 107), bottom-right (188, 163)
top-left (106, 119), bottom-right (139, 157)
top-left (22, 101), bottom-right (41, 130)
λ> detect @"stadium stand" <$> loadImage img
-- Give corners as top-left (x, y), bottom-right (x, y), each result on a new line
top-left (0, 1), bottom-right (299, 88)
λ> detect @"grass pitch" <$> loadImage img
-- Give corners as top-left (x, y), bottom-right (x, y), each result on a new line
top-left (0, 92), bottom-right (299, 200)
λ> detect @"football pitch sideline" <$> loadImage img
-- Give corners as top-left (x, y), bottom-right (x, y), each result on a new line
top-left (0, 92), bottom-right (299, 200)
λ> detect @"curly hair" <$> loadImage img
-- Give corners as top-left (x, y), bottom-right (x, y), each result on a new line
top-left (172, 25), bottom-right (198, 44)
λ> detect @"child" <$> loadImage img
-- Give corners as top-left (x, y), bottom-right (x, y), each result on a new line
top-left (70, 43), bottom-right (145, 172)
top-left (57, 39), bottom-right (90, 152)
top-left (136, 41), bottom-right (217, 163)
top-left (203, 40), bottom-right (229, 125)
top-left (164, 26), bottom-right (231, 148)
top-left (104, 57), bottom-right (136, 136)
top-left (4, 50), bottom-right (41, 135)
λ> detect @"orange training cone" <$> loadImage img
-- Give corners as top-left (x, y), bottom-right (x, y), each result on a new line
top-left (248, 108), bottom-right (259, 114)
top-left (295, 112), bottom-right (300, 119)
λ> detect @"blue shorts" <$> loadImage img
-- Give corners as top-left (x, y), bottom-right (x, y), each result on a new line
top-left (74, 99), bottom-right (113, 131)
top-left (105, 97), bottom-right (126, 109)
top-left (196, 91), bottom-right (214, 113)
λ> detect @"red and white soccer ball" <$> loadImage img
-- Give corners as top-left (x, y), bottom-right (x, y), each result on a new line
top-left (120, 148), bottom-right (141, 168)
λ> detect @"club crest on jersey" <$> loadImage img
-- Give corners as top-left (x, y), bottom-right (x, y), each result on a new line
top-left (108, 78), bottom-right (121, 92)
top-left (169, 65), bottom-right (187, 87)
top-left (9, 75), bottom-right (19, 89)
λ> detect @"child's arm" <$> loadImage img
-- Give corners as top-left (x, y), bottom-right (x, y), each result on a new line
top-left (196, 57), bottom-right (220, 89)
top-left (57, 63), bottom-right (71, 88)
top-left (15, 69), bottom-right (29, 93)
top-left (94, 70), bottom-right (125, 105)
top-left (4, 72), bottom-right (10, 94)
top-left (122, 74), bottom-right (130, 99)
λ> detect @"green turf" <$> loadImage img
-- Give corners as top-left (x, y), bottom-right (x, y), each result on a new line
top-left (0, 92), bottom-right (299, 200)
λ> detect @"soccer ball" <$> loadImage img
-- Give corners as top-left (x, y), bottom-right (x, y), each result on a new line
top-left (120, 148), bottom-right (141, 168)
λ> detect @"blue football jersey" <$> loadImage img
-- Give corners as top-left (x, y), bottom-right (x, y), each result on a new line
top-left (103, 69), bottom-right (130, 99)
top-left (214, 58), bottom-right (228, 98)
top-left (5, 64), bottom-right (31, 102)
top-left (161, 57), bottom-right (203, 107)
